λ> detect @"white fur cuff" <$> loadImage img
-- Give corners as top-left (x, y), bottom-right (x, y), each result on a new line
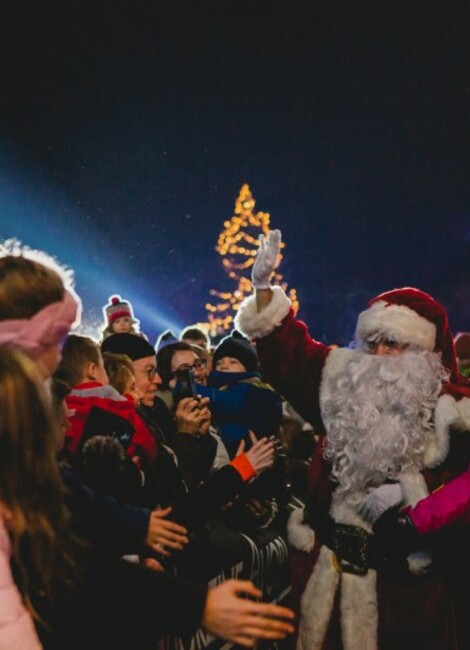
top-left (234, 286), bottom-right (291, 339)
top-left (287, 507), bottom-right (315, 552)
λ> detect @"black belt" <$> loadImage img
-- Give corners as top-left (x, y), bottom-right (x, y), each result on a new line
top-left (333, 523), bottom-right (375, 575)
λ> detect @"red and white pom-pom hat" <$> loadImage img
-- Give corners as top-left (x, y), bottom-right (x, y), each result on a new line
top-left (104, 295), bottom-right (136, 326)
top-left (356, 287), bottom-right (458, 381)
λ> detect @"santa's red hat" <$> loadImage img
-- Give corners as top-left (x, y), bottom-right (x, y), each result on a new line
top-left (356, 287), bottom-right (458, 381)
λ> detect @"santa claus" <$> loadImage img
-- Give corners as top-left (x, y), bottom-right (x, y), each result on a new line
top-left (235, 230), bottom-right (470, 650)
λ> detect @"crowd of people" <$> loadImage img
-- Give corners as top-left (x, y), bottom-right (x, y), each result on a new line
top-left (1, 231), bottom-right (470, 650)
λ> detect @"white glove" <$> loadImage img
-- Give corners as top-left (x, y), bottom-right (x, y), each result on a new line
top-left (359, 483), bottom-right (403, 525)
top-left (251, 229), bottom-right (282, 289)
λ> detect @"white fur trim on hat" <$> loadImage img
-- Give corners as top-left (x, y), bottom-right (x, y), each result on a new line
top-left (286, 507), bottom-right (315, 552)
top-left (234, 285), bottom-right (291, 340)
top-left (356, 300), bottom-right (436, 350)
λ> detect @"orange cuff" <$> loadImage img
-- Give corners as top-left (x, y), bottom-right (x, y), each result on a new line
top-left (230, 453), bottom-right (256, 482)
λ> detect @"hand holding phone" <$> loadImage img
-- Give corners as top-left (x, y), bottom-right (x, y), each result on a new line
top-left (174, 395), bottom-right (211, 435)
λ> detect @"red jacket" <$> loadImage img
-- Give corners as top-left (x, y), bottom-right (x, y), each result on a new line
top-left (65, 382), bottom-right (157, 462)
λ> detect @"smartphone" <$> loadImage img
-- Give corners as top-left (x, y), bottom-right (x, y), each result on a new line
top-left (173, 367), bottom-right (198, 404)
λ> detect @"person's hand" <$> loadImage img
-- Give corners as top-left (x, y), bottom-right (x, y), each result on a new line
top-left (201, 579), bottom-right (295, 647)
top-left (251, 230), bottom-right (282, 290)
top-left (175, 396), bottom-right (211, 434)
top-left (198, 396), bottom-right (212, 435)
top-left (145, 506), bottom-right (189, 556)
top-left (238, 431), bottom-right (275, 476)
top-left (142, 557), bottom-right (165, 572)
top-left (359, 483), bottom-right (403, 525)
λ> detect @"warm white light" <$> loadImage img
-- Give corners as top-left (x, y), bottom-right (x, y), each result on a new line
top-left (206, 184), bottom-right (298, 335)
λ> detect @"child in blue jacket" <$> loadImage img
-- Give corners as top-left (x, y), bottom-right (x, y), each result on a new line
top-left (197, 330), bottom-right (282, 457)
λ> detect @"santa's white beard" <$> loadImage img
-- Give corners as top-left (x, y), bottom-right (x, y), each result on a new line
top-left (322, 348), bottom-right (447, 502)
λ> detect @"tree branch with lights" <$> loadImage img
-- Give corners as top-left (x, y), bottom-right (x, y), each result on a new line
top-left (206, 184), bottom-right (298, 336)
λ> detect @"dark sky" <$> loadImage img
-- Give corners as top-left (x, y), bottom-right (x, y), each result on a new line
top-left (1, 1), bottom-right (470, 343)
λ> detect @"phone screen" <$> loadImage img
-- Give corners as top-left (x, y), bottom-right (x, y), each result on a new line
top-left (173, 368), bottom-right (197, 403)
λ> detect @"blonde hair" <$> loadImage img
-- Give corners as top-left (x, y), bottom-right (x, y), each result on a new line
top-left (0, 347), bottom-right (79, 618)
top-left (102, 352), bottom-right (135, 394)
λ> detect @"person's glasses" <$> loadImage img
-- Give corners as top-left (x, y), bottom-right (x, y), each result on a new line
top-left (171, 358), bottom-right (207, 377)
top-left (142, 366), bottom-right (159, 380)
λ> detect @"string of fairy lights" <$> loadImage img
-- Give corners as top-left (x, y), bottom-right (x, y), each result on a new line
top-left (206, 184), bottom-right (299, 336)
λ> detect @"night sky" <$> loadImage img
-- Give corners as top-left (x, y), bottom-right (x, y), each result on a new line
top-left (1, 1), bottom-right (470, 344)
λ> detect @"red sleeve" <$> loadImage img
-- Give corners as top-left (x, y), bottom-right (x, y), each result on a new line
top-left (130, 414), bottom-right (158, 464)
top-left (230, 453), bottom-right (255, 482)
top-left (256, 309), bottom-right (329, 432)
top-left (307, 438), bottom-right (335, 506)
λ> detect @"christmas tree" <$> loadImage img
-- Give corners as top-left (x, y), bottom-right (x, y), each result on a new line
top-left (206, 184), bottom-right (298, 336)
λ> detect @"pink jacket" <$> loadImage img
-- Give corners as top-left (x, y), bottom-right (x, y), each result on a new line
top-left (405, 464), bottom-right (470, 535)
top-left (0, 517), bottom-right (42, 649)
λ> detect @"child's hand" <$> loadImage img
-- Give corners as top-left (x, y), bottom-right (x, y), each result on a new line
top-left (238, 431), bottom-right (276, 476)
